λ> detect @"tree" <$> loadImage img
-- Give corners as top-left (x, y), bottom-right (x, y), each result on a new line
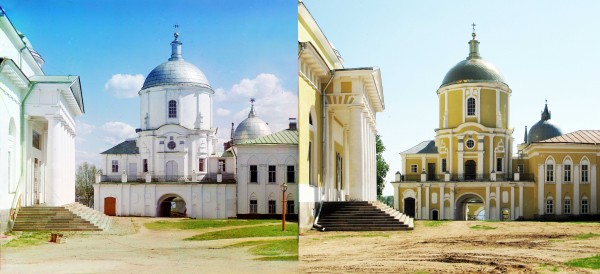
top-left (76, 162), bottom-right (97, 207)
top-left (376, 134), bottom-right (389, 197)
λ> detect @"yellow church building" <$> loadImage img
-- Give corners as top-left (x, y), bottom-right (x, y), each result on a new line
top-left (391, 30), bottom-right (598, 221)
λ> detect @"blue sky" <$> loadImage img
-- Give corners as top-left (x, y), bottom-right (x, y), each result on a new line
top-left (5, 0), bottom-right (297, 166)
top-left (304, 0), bottom-right (600, 196)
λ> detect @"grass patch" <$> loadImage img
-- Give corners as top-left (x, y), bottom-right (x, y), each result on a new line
top-left (420, 220), bottom-right (448, 227)
top-left (572, 233), bottom-right (600, 240)
top-left (144, 219), bottom-right (278, 230)
top-left (3, 231), bottom-right (51, 247)
top-left (227, 239), bottom-right (297, 261)
top-left (469, 224), bottom-right (497, 230)
top-left (538, 263), bottom-right (560, 272)
top-left (564, 254), bottom-right (600, 269)
top-left (185, 223), bottom-right (298, 241)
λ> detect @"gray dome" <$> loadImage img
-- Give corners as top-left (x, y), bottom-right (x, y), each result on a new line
top-left (142, 60), bottom-right (210, 89)
top-left (141, 35), bottom-right (210, 90)
top-left (233, 105), bottom-right (271, 144)
top-left (441, 37), bottom-right (506, 87)
top-left (527, 103), bottom-right (562, 143)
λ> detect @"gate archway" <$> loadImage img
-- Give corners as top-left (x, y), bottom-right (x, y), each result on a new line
top-left (455, 193), bottom-right (485, 220)
top-left (157, 194), bottom-right (187, 217)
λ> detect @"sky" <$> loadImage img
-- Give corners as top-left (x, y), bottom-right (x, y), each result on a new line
top-left (5, 0), bottom-right (297, 167)
top-left (304, 0), bottom-right (600, 196)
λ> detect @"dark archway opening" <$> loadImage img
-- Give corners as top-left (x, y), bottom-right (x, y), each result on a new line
top-left (455, 194), bottom-right (485, 220)
top-left (404, 197), bottom-right (416, 217)
top-left (431, 209), bottom-right (439, 220)
top-left (465, 160), bottom-right (476, 180)
top-left (157, 195), bottom-right (187, 217)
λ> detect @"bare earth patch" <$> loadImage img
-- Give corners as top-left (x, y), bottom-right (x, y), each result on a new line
top-left (300, 220), bottom-right (600, 273)
top-left (0, 217), bottom-right (297, 273)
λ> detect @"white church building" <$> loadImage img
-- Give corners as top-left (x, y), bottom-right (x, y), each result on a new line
top-left (0, 7), bottom-right (84, 232)
top-left (95, 30), bottom-right (297, 219)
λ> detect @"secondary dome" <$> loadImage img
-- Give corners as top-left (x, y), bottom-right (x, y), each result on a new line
top-left (527, 103), bottom-right (562, 144)
top-left (441, 33), bottom-right (506, 87)
top-left (142, 33), bottom-right (210, 90)
top-left (233, 102), bottom-right (272, 144)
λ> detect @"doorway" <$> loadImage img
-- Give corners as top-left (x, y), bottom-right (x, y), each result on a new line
top-left (165, 161), bottom-right (178, 181)
top-left (33, 158), bottom-right (40, 204)
top-left (104, 197), bottom-right (116, 216)
top-left (427, 163), bottom-right (436, 181)
top-left (465, 160), bottom-right (476, 180)
top-left (404, 197), bottom-right (416, 217)
top-left (431, 209), bottom-right (439, 220)
top-left (455, 193), bottom-right (485, 220)
top-left (157, 194), bottom-right (187, 217)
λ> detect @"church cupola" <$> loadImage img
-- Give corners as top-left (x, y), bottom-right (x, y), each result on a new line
top-left (527, 101), bottom-right (562, 144)
top-left (468, 25), bottom-right (481, 60)
top-left (169, 25), bottom-right (183, 61)
top-left (233, 99), bottom-right (272, 144)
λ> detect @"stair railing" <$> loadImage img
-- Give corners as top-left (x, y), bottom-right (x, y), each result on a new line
top-left (312, 194), bottom-right (326, 231)
top-left (7, 194), bottom-right (22, 231)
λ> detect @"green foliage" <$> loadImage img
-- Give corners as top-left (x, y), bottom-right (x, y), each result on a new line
top-left (420, 220), bottom-right (448, 227)
top-left (572, 233), bottom-right (600, 240)
top-left (144, 219), bottom-right (278, 230)
top-left (376, 134), bottom-right (389, 197)
top-left (469, 224), bottom-right (497, 230)
top-left (3, 231), bottom-right (51, 247)
top-left (564, 254), bottom-right (600, 269)
top-left (185, 223), bottom-right (298, 241)
top-left (76, 162), bottom-right (97, 207)
top-left (228, 239), bottom-right (298, 261)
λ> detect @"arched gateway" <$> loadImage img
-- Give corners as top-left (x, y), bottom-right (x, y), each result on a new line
top-left (157, 194), bottom-right (187, 217)
top-left (455, 193), bottom-right (485, 220)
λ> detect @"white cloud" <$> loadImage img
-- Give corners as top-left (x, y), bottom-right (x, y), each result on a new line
top-left (75, 120), bottom-right (95, 144)
top-left (100, 121), bottom-right (137, 145)
top-left (216, 108), bottom-right (231, 116)
top-left (104, 74), bottom-right (144, 98)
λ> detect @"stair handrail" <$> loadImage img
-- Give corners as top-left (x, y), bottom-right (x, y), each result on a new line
top-left (8, 194), bottom-right (22, 231)
top-left (312, 194), bottom-right (326, 231)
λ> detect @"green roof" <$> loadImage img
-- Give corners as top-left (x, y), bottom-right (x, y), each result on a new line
top-left (239, 129), bottom-right (298, 145)
top-left (101, 140), bottom-right (139, 154)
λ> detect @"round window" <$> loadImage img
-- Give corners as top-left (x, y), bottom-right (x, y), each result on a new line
top-left (168, 141), bottom-right (176, 150)
top-left (466, 139), bottom-right (475, 149)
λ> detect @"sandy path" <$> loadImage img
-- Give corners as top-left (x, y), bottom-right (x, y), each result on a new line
top-left (300, 221), bottom-right (600, 273)
top-left (1, 217), bottom-right (298, 273)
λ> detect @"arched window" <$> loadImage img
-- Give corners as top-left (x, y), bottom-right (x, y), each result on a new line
top-left (168, 100), bottom-right (177, 118)
top-left (466, 97), bottom-right (476, 116)
top-left (545, 196), bottom-right (554, 214)
top-left (564, 197), bottom-right (571, 214)
top-left (581, 158), bottom-right (589, 183)
top-left (581, 196), bottom-right (589, 214)
top-left (249, 193), bottom-right (258, 214)
top-left (545, 158), bottom-right (554, 182)
top-left (563, 157), bottom-right (572, 182)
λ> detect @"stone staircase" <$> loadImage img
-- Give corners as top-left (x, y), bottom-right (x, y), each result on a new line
top-left (317, 201), bottom-right (414, 231)
top-left (12, 203), bottom-right (111, 231)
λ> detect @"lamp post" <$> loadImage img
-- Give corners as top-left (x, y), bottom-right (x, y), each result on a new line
top-left (281, 182), bottom-right (288, 231)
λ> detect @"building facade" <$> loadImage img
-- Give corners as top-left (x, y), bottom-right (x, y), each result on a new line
top-left (392, 30), bottom-right (598, 220)
top-left (0, 7), bottom-right (84, 232)
top-left (298, 1), bottom-right (385, 232)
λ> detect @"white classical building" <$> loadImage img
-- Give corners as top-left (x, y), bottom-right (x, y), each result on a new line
top-left (0, 8), bottom-right (84, 232)
top-left (234, 111), bottom-right (298, 217)
top-left (94, 31), bottom-right (237, 218)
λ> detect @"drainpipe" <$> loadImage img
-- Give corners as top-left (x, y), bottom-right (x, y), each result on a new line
top-left (8, 81), bottom-right (38, 231)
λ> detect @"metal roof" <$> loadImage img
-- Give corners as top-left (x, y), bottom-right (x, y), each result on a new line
top-left (400, 140), bottom-right (438, 154)
top-left (441, 38), bottom-right (506, 87)
top-left (101, 140), bottom-right (139, 154)
top-left (528, 103), bottom-right (562, 143)
top-left (539, 130), bottom-right (600, 144)
top-left (239, 129), bottom-right (298, 145)
top-left (233, 105), bottom-right (272, 144)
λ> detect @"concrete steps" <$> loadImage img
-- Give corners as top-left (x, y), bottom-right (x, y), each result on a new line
top-left (317, 201), bottom-right (414, 231)
top-left (13, 203), bottom-right (111, 231)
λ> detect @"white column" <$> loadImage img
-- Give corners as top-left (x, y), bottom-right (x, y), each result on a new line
top-left (425, 185), bottom-right (430, 219)
top-left (457, 153), bottom-right (464, 180)
top-left (417, 184), bottom-right (422, 219)
top-left (393, 184), bottom-right (400, 210)
top-left (591, 164), bottom-right (597, 214)
top-left (348, 107), bottom-right (364, 200)
top-left (485, 185), bottom-right (490, 220)
top-left (556, 165), bottom-right (562, 215)
top-left (510, 185), bottom-right (515, 220)
top-left (519, 184), bottom-right (524, 217)
top-left (450, 184), bottom-right (455, 220)
top-left (538, 164), bottom-right (545, 215)
top-left (495, 185), bottom-right (500, 220)
top-left (45, 117), bottom-right (62, 206)
top-left (574, 165), bottom-right (580, 215)
top-left (489, 135), bottom-right (494, 174)
top-left (439, 184), bottom-right (445, 219)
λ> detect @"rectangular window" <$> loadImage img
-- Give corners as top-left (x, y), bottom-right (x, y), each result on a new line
top-left (564, 164), bottom-right (571, 182)
top-left (218, 159), bottom-right (226, 173)
top-left (410, 165), bottom-right (418, 173)
top-left (249, 200), bottom-right (257, 214)
top-left (546, 164), bottom-right (554, 182)
top-left (249, 165), bottom-right (258, 183)
top-left (32, 131), bottom-right (41, 150)
top-left (268, 165), bottom-right (276, 183)
top-left (517, 164), bottom-right (524, 174)
top-left (168, 100), bottom-right (177, 118)
top-left (564, 199), bottom-right (571, 214)
top-left (268, 200), bottom-right (276, 214)
top-left (581, 165), bottom-right (589, 182)
top-left (441, 159), bottom-right (447, 173)
top-left (581, 199), bottom-right (589, 214)
top-left (286, 200), bottom-right (294, 214)
top-left (159, 141), bottom-right (164, 144)
top-left (546, 199), bottom-right (553, 214)
top-left (496, 158), bottom-right (503, 172)
top-left (198, 158), bottom-right (205, 172)
top-left (143, 159), bottom-right (148, 173)
top-left (467, 97), bottom-right (476, 116)
top-left (287, 165), bottom-right (295, 183)
top-left (112, 160), bottom-right (119, 173)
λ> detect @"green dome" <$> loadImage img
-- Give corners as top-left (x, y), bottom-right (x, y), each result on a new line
top-left (440, 37), bottom-right (506, 87)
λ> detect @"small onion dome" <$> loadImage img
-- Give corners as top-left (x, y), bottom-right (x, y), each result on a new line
top-left (527, 102), bottom-right (562, 144)
top-left (233, 101), bottom-right (272, 144)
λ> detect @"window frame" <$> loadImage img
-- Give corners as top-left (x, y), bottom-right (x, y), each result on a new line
top-left (198, 158), bottom-right (205, 172)
top-left (218, 159), bottom-right (226, 173)
top-left (168, 100), bottom-right (177, 118)
top-left (581, 199), bottom-right (589, 214)
top-left (32, 131), bottom-right (41, 150)
top-left (581, 164), bottom-right (589, 182)
top-left (286, 200), bottom-right (294, 214)
top-left (546, 163), bottom-right (554, 182)
top-left (441, 159), bottom-right (447, 173)
top-left (410, 165), bottom-right (418, 173)
top-left (143, 159), bottom-right (148, 173)
top-left (564, 199), bottom-right (571, 214)
top-left (249, 165), bottom-right (258, 183)
top-left (545, 198), bottom-right (554, 214)
top-left (563, 164), bottom-right (571, 182)
top-left (286, 165), bottom-right (295, 183)
top-left (496, 157), bottom-right (503, 172)
top-left (112, 160), bottom-right (119, 173)
top-left (249, 200), bottom-right (258, 214)
top-left (268, 200), bottom-right (276, 214)
top-left (268, 165), bottom-right (276, 183)
top-left (465, 139), bottom-right (475, 149)
top-left (466, 97), bottom-right (476, 116)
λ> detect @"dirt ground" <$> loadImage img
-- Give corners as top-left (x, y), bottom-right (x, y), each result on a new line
top-left (300, 221), bottom-right (600, 273)
top-left (0, 217), bottom-right (298, 273)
